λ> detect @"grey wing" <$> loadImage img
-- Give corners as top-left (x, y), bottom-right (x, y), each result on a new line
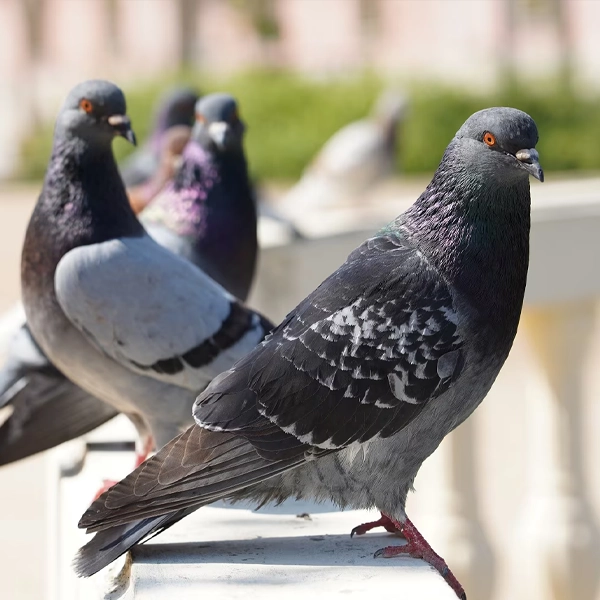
top-left (141, 220), bottom-right (196, 264)
top-left (0, 372), bottom-right (118, 466)
top-left (55, 235), bottom-right (271, 390)
top-left (74, 424), bottom-right (304, 577)
top-left (195, 233), bottom-right (466, 451)
top-left (0, 323), bottom-right (118, 465)
top-left (0, 321), bottom-right (50, 407)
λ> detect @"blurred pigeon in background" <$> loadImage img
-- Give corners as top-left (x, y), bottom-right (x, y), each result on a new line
top-left (119, 86), bottom-right (199, 188)
top-left (75, 107), bottom-right (543, 600)
top-left (8, 82), bottom-right (270, 471)
top-left (280, 88), bottom-right (408, 217)
top-left (142, 92), bottom-right (258, 301)
top-left (127, 125), bottom-right (191, 214)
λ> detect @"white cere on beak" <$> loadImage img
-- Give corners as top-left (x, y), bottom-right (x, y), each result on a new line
top-left (207, 121), bottom-right (229, 149)
top-left (515, 148), bottom-right (539, 163)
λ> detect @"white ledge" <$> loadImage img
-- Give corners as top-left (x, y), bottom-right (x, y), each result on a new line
top-left (111, 501), bottom-right (456, 599)
top-left (54, 430), bottom-right (456, 600)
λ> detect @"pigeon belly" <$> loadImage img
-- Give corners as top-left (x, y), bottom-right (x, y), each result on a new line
top-left (234, 350), bottom-right (496, 517)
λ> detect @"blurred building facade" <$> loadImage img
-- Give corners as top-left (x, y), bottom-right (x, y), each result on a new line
top-left (0, 0), bottom-right (598, 177)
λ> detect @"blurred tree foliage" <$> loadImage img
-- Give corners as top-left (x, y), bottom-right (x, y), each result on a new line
top-left (229, 0), bottom-right (280, 39)
top-left (19, 70), bottom-right (600, 182)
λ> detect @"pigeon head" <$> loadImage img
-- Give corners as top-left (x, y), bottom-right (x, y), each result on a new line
top-left (453, 107), bottom-right (543, 183)
top-left (56, 80), bottom-right (136, 147)
top-left (191, 93), bottom-right (245, 154)
top-left (158, 87), bottom-right (200, 131)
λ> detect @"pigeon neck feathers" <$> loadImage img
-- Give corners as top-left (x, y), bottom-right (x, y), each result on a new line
top-left (400, 141), bottom-right (531, 334)
top-left (145, 138), bottom-right (254, 242)
top-left (142, 137), bottom-right (257, 301)
top-left (27, 136), bottom-right (143, 265)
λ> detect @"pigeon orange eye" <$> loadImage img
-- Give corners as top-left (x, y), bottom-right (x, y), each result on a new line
top-left (79, 99), bottom-right (93, 114)
top-left (483, 132), bottom-right (496, 147)
top-left (196, 113), bottom-right (205, 124)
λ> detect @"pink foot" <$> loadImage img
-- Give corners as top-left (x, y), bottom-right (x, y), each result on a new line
top-left (373, 516), bottom-right (466, 600)
top-left (350, 512), bottom-right (403, 537)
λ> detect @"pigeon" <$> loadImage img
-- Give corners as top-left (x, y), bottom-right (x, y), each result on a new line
top-left (141, 92), bottom-right (258, 302)
top-left (20, 80), bottom-right (272, 465)
top-left (119, 86), bottom-right (199, 188)
top-left (0, 321), bottom-right (118, 466)
top-left (127, 125), bottom-right (191, 214)
top-left (75, 107), bottom-right (544, 599)
top-left (280, 88), bottom-right (408, 217)
top-left (1, 92), bottom-right (261, 467)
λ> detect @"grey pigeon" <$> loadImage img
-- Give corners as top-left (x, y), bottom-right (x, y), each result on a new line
top-left (75, 107), bottom-right (543, 599)
top-left (120, 86), bottom-right (199, 188)
top-left (141, 92), bottom-right (258, 302)
top-left (0, 93), bottom-right (261, 467)
top-left (281, 88), bottom-right (408, 216)
top-left (20, 80), bottom-right (272, 463)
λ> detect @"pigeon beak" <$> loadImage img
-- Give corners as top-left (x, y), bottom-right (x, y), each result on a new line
top-left (207, 121), bottom-right (232, 150)
top-left (107, 114), bottom-right (137, 146)
top-left (515, 148), bottom-right (544, 182)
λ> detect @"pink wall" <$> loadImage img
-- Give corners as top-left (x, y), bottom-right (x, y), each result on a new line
top-left (276, 0), bottom-right (364, 73)
top-left (115, 0), bottom-right (182, 76)
top-left (372, 0), bottom-right (505, 83)
top-left (2, 0), bottom-right (594, 91)
top-left (0, 0), bottom-right (597, 178)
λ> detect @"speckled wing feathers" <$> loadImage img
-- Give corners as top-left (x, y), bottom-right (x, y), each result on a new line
top-left (196, 232), bottom-right (464, 451)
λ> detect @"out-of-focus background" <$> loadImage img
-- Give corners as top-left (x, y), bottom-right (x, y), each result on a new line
top-left (0, 1), bottom-right (599, 599)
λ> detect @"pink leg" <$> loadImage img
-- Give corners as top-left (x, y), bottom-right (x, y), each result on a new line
top-left (134, 434), bottom-right (154, 467)
top-left (350, 512), bottom-right (403, 537)
top-left (374, 516), bottom-right (466, 600)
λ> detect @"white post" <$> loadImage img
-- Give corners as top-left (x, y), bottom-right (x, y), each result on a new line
top-left (510, 302), bottom-right (600, 600)
top-left (410, 418), bottom-right (495, 600)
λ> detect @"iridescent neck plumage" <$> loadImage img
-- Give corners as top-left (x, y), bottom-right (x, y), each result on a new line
top-left (142, 140), bottom-right (220, 239)
top-left (398, 144), bottom-right (531, 331)
top-left (41, 136), bottom-right (142, 242)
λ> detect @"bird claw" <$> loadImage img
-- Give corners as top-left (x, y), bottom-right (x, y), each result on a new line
top-left (371, 516), bottom-right (467, 600)
top-left (350, 512), bottom-right (403, 538)
top-left (350, 525), bottom-right (364, 538)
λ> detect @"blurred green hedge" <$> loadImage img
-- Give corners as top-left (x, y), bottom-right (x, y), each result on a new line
top-left (19, 71), bottom-right (600, 182)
